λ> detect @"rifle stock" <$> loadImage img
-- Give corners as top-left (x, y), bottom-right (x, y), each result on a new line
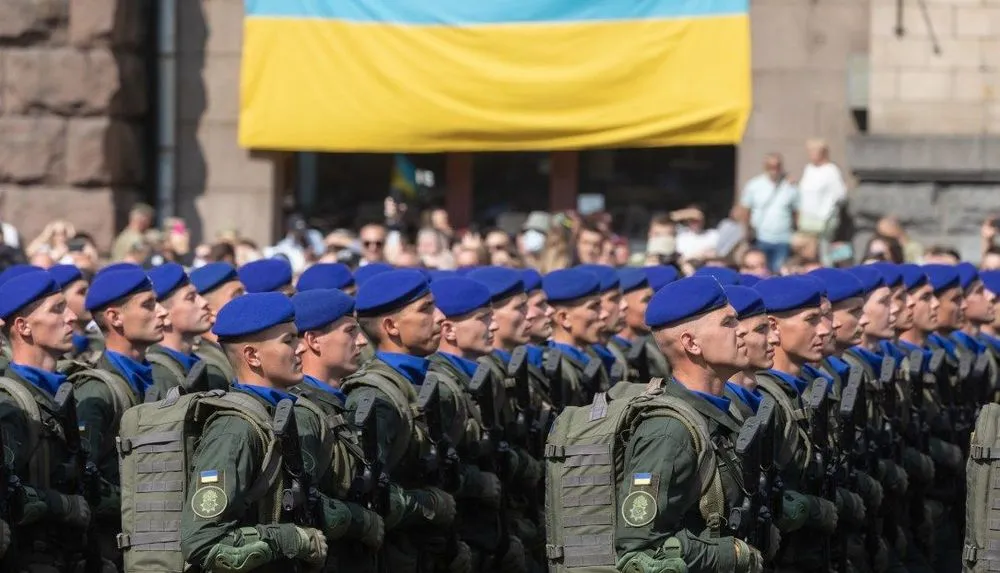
top-left (273, 398), bottom-right (321, 528)
top-left (468, 363), bottom-right (512, 563)
top-left (417, 374), bottom-right (461, 492)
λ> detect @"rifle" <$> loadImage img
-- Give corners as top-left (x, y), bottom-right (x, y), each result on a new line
top-left (803, 376), bottom-right (839, 571)
top-left (839, 365), bottom-right (880, 568)
top-left (349, 394), bottom-right (390, 517)
top-left (273, 399), bottom-right (321, 528)
top-left (507, 347), bottom-right (539, 456)
top-left (626, 338), bottom-right (650, 383)
top-left (417, 374), bottom-right (461, 492)
top-left (730, 397), bottom-right (781, 553)
top-left (54, 382), bottom-right (102, 573)
top-left (543, 349), bottom-right (565, 411)
top-left (468, 363), bottom-right (512, 564)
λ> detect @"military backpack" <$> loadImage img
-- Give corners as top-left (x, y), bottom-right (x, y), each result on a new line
top-left (116, 388), bottom-right (282, 573)
top-left (543, 378), bottom-right (725, 573)
top-left (963, 402), bottom-right (1000, 573)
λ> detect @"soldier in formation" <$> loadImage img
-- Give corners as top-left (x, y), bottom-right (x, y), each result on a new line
top-left (0, 257), bottom-right (997, 573)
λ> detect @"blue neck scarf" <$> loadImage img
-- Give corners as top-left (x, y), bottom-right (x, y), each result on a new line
top-left (105, 351), bottom-right (155, 400)
top-left (767, 368), bottom-right (811, 396)
top-left (878, 340), bottom-right (906, 364)
top-left (825, 355), bottom-right (852, 384)
top-left (440, 352), bottom-right (479, 379)
top-left (928, 332), bottom-right (958, 359)
top-left (688, 387), bottom-right (732, 413)
top-left (302, 374), bottom-right (346, 405)
top-left (979, 333), bottom-right (1000, 354)
top-left (952, 331), bottom-right (986, 355)
top-left (159, 346), bottom-right (201, 372)
top-left (612, 335), bottom-right (633, 349)
top-left (71, 333), bottom-right (90, 355)
top-left (232, 381), bottom-right (297, 407)
top-left (376, 351), bottom-right (430, 386)
top-left (525, 345), bottom-right (545, 369)
top-left (802, 363), bottom-right (835, 393)
top-left (493, 349), bottom-right (512, 366)
top-left (9, 362), bottom-right (67, 397)
top-left (591, 344), bottom-right (617, 374)
top-left (548, 341), bottom-right (591, 366)
top-left (725, 381), bottom-right (762, 413)
top-left (850, 346), bottom-right (885, 373)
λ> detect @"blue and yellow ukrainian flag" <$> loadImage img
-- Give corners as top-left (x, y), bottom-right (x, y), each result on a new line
top-left (239, 0), bottom-right (751, 152)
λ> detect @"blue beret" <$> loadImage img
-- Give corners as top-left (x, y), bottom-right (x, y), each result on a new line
top-left (85, 268), bottom-right (152, 311)
top-left (428, 270), bottom-right (458, 282)
top-left (454, 266), bottom-right (479, 276)
top-left (543, 268), bottom-right (601, 304)
top-left (739, 273), bottom-right (761, 287)
top-left (754, 276), bottom-right (822, 313)
top-left (430, 278), bottom-right (492, 318)
top-left (922, 264), bottom-right (961, 294)
top-left (898, 264), bottom-right (929, 291)
top-left (846, 266), bottom-right (887, 295)
top-left (238, 259), bottom-right (293, 293)
top-left (297, 263), bottom-right (354, 292)
top-left (646, 277), bottom-right (728, 329)
top-left (0, 264), bottom-right (43, 287)
top-left (577, 264), bottom-right (621, 292)
top-left (0, 271), bottom-right (60, 320)
top-left (467, 267), bottom-right (525, 302)
top-left (808, 268), bottom-right (865, 304)
top-left (354, 263), bottom-right (394, 286)
top-left (213, 292), bottom-right (295, 338)
top-left (618, 268), bottom-right (649, 294)
top-left (869, 262), bottom-right (903, 288)
top-left (800, 274), bottom-right (828, 299)
top-left (292, 289), bottom-right (355, 332)
top-left (644, 266), bottom-right (680, 291)
top-left (356, 270), bottom-right (430, 317)
top-left (694, 266), bottom-right (740, 286)
top-left (190, 262), bottom-right (239, 295)
top-left (521, 269), bottom-right (543, 293)
top-left (148, 263), bottom-right (189, 301)
top-left (723, 285), bottom-right (766, 320)
top-left (49, 264), bottom-right (83, 289)
top-left (981, 270), bottom-right (1000, 295)
top-left (95, 262), bottom-right (141, 278)
top-left (957, 262), bottom-right (979, 290)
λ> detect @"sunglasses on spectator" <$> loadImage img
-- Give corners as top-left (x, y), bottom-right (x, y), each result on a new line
top-left (363, 240), bottom-right (384, 248)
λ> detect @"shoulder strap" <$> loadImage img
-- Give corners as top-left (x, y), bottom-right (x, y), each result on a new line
top-left (0, 377), bottom-right (43, 482)
top-left (342, 366), bottom-right (417, 468)
top-left (70, 368), bottom-right (137, 423)
top-left (147, 352), bottom-right (187, 392)
top-left (754, 372), bottom-right (807, 469)
top-left (294, 396), bottom-right (337, 479)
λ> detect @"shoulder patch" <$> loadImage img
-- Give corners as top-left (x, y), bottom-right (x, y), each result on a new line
top-left (622, 490), bottom-right (656, 527)
top-left (191, 485), bottom-right (228, 519)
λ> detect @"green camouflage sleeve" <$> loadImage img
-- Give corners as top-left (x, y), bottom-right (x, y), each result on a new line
top-left (615, 417), bottom-right (738, 573)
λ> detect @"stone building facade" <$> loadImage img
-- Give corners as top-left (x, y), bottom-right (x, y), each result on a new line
top-left (0, 0), bottom-right (995, 255)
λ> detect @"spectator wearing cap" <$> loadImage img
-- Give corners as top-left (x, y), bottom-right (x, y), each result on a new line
top-left (576, 265), bottom-right (627, 377)
top-left (722, 285), bottom-right (773, 421)
top-left (0, 271), bottom-right (96, 566)
top-left (897, 265), bottom-right (940, 353)
top-left (542, 268), bottom-right (610, 406)
top-left (467, 267), bottom-right (530, 370)
top-left (616, 276), bottom-right (765, 572)
top-left (189, 262), bottom-right (244, 384)
top-left (49, 264), bottom-right (104, 363)
top-left (184, 292), bottom-right (339, 572)
top-left (75, 267), bottom-right (167, 559)
top-left (144, 263), bottom-right (225, 402)
top-left (612, 268), bottom-right (671, 381)
top-left (341, 270), bottom-right (461, 572)
top-left (239, 258), bottom-right (295, 296)
top-left (291, 289), bottom-right (365, 406)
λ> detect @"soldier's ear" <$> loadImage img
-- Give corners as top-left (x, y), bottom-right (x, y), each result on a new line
top-left (381, 315), bottom-right (400, 338)
top-left (679, 330), bottom-right (700, 356)
top-left (242, 343), bottom-right (262, 369)
top-left (554, 307), bottom-right (570, 330)
top-left (302, 330), bottom-right (322, 353)
top-left (11, 315), bottom-right (30, 340)
top-left (441, 320), bottom-right (457, 343)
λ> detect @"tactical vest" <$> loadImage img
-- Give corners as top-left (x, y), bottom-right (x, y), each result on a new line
top-left (116, 388), bottom-right (283, 572)
top-left (69, 366), bottom-right (139, 424)
top-left (0, 376), bottom-right (71, 490)
top-left (963, 402), bottom-right (1000, 572)
top-left (194, 338), bottom-right (236, 383)
top-left (427, 356), bottom-right (486, 454)
top-left (754, 371), bottom-right (813, 474)
top-left (289, 385), bottom-right (367, 498)
top-left (544, 378), bottom-right (726, 573)
top-left (341, 360), bottom-right (426, 474)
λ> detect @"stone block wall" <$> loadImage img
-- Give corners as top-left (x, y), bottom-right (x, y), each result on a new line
top-left (0, 0), bottom-right (146, 251)
top-left (869, 0), bottom-right (1000, 134)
